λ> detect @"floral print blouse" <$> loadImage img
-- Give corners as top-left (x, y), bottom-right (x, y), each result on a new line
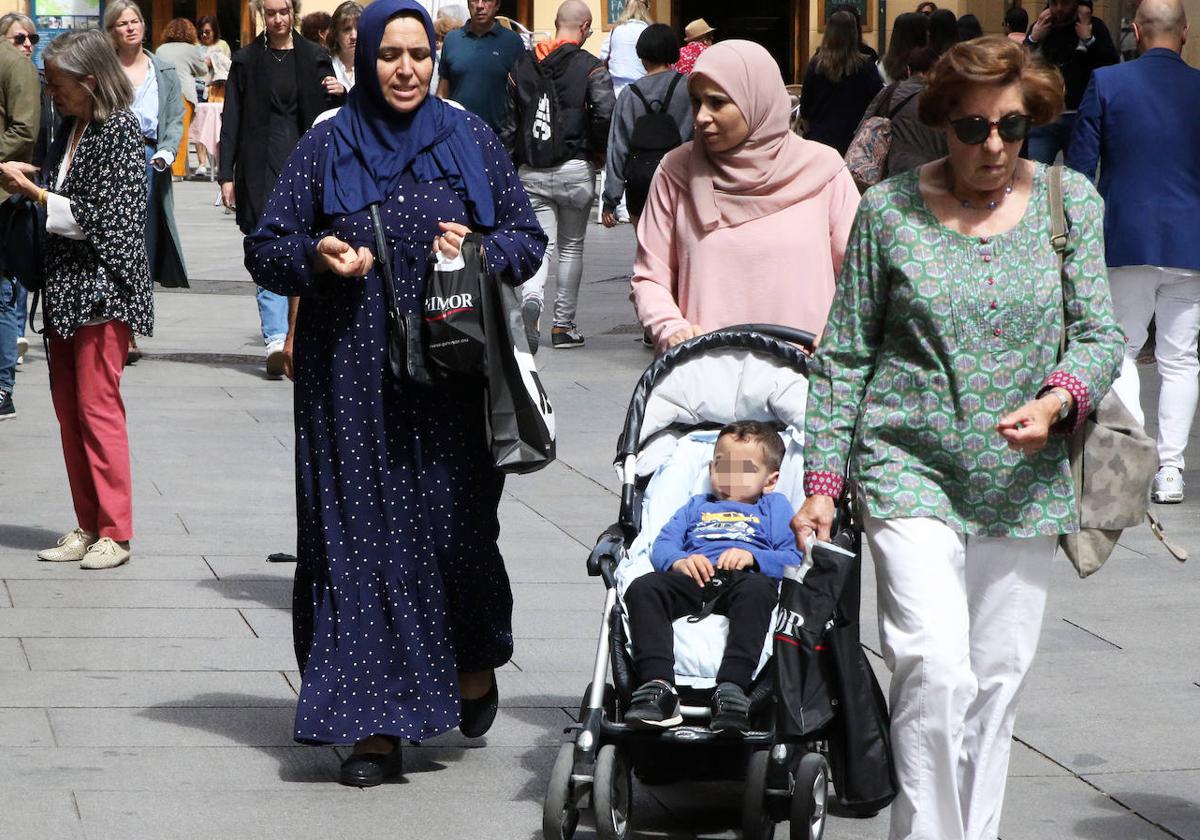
top-left (44, 111), bottom-right (153, 338)
top-left (803, 164), bottom-right (1123, 537)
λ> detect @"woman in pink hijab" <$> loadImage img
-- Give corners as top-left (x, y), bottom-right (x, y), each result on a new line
top-left (630, 40), bottom-right (860, 351)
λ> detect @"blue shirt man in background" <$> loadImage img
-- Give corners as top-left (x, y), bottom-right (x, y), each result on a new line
top-left (1066, 0), bottom-right (1200, 504)
top-left (436, 0), bottom-right (526, 132)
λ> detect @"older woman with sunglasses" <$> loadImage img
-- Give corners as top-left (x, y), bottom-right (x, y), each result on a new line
top-left (793, 37), bottom-right (1121, 840)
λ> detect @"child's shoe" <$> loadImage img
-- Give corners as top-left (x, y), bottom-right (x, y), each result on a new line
top-left (709, 682), bottom-right (751, 734)
top-left (624, 679), bottom-right (682, 729)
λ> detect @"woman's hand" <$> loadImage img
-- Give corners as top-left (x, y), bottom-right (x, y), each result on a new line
top-left (0, 161), bottom-right (40, 199)
top-left (602, 210), bottom-right (619, 228)
top-left (316, 235), bottom-right (374, 277)
top-left (220, 181), bottom-right (235, 211)
top-left (791, 494), bottom-right (836, 544)
top-left (433, 221), bottom-right (472, 260)
top-left (322, 75), bottom-right (346, 97)
top-left (996, 392), bottom-right (1068, 455)
top-left (665, 324), bottom-right (704, 349)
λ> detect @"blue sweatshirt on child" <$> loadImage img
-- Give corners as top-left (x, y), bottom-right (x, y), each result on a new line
top-left (650, 493), bottom-right (803, 579)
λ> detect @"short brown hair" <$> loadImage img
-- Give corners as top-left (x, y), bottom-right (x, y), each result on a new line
top-left (161, 17), bottom-right (196, 44)
top-left (718, 421), bottom-right (785, 472)
top-left (919, 36), bottom-right (1064, 128)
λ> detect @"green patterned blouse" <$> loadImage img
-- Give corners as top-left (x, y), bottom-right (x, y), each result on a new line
top-left (803, 164), bottom-right (1123, 537)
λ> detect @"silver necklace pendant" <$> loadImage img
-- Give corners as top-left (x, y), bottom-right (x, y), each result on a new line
top-left (960, 181), bottom-right (1014, 211)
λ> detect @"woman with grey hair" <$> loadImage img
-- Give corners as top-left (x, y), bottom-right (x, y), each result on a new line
top-left (219, 0), bottom-right (334, 378)
top-left (104, 0), bottom-right (188, 306)
top-left (0, 29), bottom-right (153, 570)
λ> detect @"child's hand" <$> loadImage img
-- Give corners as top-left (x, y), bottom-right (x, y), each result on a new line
top-left (671, 554), bottom-right (714, 586)
top-left (715, 548), bottom-right (755, 571)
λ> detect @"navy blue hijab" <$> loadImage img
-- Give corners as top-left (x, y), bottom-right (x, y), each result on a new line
top-left (321, 0), bottom-right (495, 226)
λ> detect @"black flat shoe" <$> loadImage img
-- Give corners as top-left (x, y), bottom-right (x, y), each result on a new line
top-left (459, 673), bottom-right (499, 738)
top-left (339, 737), bottom-right (402, 787)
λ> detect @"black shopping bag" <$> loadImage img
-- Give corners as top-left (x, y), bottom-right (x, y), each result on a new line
top-left (423, 236), bottom-right (488, 376)
top-left (825, 529), bottom-right (898, 813)
top-left (774, 538), bottom-right (856, 738)
top-left (477, 261), bottom-right (556, 474)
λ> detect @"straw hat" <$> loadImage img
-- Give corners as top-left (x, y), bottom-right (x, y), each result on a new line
top-left (684, 18), bottom-right (716, 42)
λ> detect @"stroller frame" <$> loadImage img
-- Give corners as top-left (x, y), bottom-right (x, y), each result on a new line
top-left (543, 326), bottom-right (836, 840)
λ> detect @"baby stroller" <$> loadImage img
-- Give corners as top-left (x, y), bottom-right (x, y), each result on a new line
top-left (542, 325), bottom-right (893, 840)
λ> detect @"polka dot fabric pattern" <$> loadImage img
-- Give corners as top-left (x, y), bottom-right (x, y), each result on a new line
top-left (245, 112), bottom-right (546, 746)
top-left (803, 164), bottom-right (1122, 537)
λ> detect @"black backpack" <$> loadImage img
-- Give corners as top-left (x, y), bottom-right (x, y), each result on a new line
top-left (519, 57), bottom-right (569, 168)
top-left (622, 72), bottom-right (684, 217)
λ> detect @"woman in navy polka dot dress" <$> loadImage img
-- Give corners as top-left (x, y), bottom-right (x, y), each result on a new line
top-left (244, 0), bottom-right (545, 787)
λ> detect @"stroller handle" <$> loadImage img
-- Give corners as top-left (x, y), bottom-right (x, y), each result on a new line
top-left (615, 325), bottom-right (815, 462)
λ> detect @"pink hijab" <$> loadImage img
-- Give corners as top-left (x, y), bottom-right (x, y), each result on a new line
top-left (665, 40), bottom-right (845, 232)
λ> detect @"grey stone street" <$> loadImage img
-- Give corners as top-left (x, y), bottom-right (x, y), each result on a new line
top-left (0, 179), bottom-right (1198, 840)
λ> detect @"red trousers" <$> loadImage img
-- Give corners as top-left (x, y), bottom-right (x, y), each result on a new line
top-left (48, 320), bottom-right (134, 541)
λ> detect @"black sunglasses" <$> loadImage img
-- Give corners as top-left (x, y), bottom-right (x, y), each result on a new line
top-left (949, 113), bottom-right (1032, 145)
top-left (10, 32), bottom-right (39, 46)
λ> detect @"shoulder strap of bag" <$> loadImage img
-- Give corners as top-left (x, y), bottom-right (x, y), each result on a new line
top-left (628, 83), bottom-right (651, 110)
top-left (874, 81), bottom-right (899, 118)
top-left (369, 203), bottom-right (396, 305)
top-left (886, 88), bottom-right (921, 120)
top-left (663, 71), bottom-right (683, 106)
top-left (1049, 164), bottom-right (1069, 358)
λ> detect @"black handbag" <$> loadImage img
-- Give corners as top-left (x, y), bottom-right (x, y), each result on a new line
top-left (0, 193), bottom-right (45, 291)
top-left (369, 203), bottom-right (433, 388)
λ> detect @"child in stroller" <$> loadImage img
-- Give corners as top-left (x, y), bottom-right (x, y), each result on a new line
top-left (624, 420), bottom-right (801, 734)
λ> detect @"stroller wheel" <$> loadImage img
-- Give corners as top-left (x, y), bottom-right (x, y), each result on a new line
top-left (543, 742), bottom-right (580, 840)
top-left (593, 744), bottom-right (632, 840)
top-left (789, 752), bottom-right (830, 840)
top-left (741, 750), bottom-right (776, 840)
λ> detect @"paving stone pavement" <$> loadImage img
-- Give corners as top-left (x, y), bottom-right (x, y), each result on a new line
top-left (1, 180), bottom-right (1198, 840)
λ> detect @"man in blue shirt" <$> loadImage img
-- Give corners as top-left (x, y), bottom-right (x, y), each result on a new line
top-left (1066, 0), bottom-right (1200, 504)
top-left (436, 0), bottom-right (526, 132)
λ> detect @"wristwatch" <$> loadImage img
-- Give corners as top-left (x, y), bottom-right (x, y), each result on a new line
top-left (1048, 387), bottom-right (1071, 422)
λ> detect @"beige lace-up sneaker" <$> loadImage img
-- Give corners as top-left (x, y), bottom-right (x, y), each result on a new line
top-left (80, 538), bottom-right (131, 570)
top-left (37, 529), bottom-right (97, 562)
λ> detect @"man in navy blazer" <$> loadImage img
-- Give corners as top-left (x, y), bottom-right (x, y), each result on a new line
top-left (1067, 0), bottom-right (1200, 504)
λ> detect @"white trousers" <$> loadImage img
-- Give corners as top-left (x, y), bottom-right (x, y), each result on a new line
top-left (1108, 265), bottom-right (1200, 469)
top-left (864, 515), bottom-right (1055, 840)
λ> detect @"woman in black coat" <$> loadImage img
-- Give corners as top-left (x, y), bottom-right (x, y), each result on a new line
top-left (218, 0), bottom-right (336, 375)
top-left (800, 10), bottom-right (884, 155)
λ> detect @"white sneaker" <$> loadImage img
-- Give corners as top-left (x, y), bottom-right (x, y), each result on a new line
top-left (1151, 466), bottom-right (1184, 504)
top-left (16, 336), bottom-right (27, 365)
top-left (80, 537), bottom-right (131, 570)
top-left (37, 528), bottom-right (97, 562)
top-left (265, 339), bottom-right (286, 380)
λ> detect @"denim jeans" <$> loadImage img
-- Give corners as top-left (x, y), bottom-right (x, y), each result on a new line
top-left (256, 286), bottom-right (289, 346)
top-left (1025, 112), bottom-right (1078, 164)
top-left (0, 276), bottom-right (26, 394)
top-left (517, 159), bottom-right (595, 327)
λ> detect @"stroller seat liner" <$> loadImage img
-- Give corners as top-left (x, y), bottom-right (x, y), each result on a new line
top-left (615, 428), bottom-right (807, 689)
